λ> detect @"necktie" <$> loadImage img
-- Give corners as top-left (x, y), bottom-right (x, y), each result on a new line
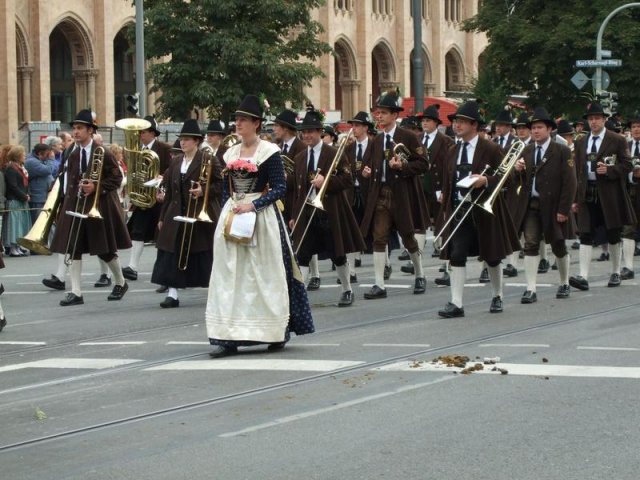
top-left (283, 143), bottom-right (289, 155)
top-left (536, 146), bottom-right (542, 166)
top-left (81, 148), bottom-right (87, 173)
top-left (635, 141), bottom-right (640, 157)
top-left (591, 136), bottom-right (599, 154)
top-left (307, 147), bottom-right (315, 175)
top-left (461, 142), bottom-right (469, 165)
top-left (386, 134), bottom-right (393, 150)
top-left (423, 134), bottom-right (429, 147)
top-left (357, 143), bottom-right (363, 163)
top-left (499, 137), bottom-right (504, 148)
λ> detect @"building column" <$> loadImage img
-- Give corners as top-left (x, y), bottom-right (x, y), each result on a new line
top-left (0, 0), bottom-right (18, 143)
top-left (87, 69), bottom-right (98, 111)
top-left (18, 66), bottom-right (34, 123)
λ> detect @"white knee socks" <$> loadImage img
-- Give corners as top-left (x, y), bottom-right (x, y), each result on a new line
top-left (409, 251), bottom-right (424, 278)
top-left (557, 254), bottom-right (570, 285)
top-left (336, 264), bottom-right (351, 293)
top-left (107, 258), bottom-right (126, 286)
top-left (310, 255), bottom-right (319, 278)
top-left (450, 266), bottom-right (466, 308)
top-left (373, 251), bottom-right (387, 288)
top-left (128, 240), bottom-right (145, 271)
top-left (524, 255), bottom-right (539, 292)
top-left (609, 242), bottom-right (622, 275)
top-left (579, 245), bottom-right (593, 279)
top-left (70, 260), bottom-right (82, 296)
top-left (487, 265), bottom-right (503, 298)
top-left (55, 253), bottom-right (68, 280)
top-left (622, 238), bottom-right (635, 271)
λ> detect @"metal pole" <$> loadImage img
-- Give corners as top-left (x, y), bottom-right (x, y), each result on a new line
top-left (594, 2), bottom-right (640, 92)
top-left (135, 0), bottom-right (146, 117)
top-left (412, 0), bottom-right (424, 113)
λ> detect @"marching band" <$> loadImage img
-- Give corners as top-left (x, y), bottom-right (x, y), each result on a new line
top-left (5, 95), bottom-right (639, 358)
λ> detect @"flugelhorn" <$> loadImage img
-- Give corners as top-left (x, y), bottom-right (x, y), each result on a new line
top-left (18, 178), bottom-right (61, 255)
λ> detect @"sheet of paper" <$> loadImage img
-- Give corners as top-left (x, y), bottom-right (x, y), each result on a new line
top-left (456, 175), bottom-right (482, 189)
top-left (143, 178), bottom-right (162, 187)
top-left (230, 211), bottom-right (256, 239)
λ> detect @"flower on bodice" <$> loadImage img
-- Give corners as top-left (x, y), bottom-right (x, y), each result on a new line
top-left (225, 159), bottom-right (258, 195)
top-left (223, 159), bottom-right (258, 175)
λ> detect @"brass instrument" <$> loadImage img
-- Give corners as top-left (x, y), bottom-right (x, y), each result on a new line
top-left (291, 128), bottom-right (354, 253)
top-left (174, 149), bottom-right (216, 270)
top-left (222, 133), bottom-right (241, 148)
top-left (115, 118), bottom-right (161, 209)
top-left (64, 146), bottom-right (105, 265)
top-left (392, 143), bottom-right (411, 168)
top-left (632, 157), bottom-right (640, 169)
top-left (434, 140), bottom-right (525, 250)
top-left (282, 154), bottom-right (295, 176)
top-left (17, 178), bottom-right (62, 255)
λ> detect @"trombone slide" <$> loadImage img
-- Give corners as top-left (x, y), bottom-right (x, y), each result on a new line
top-left (173, 215), bottom-right (197, 224)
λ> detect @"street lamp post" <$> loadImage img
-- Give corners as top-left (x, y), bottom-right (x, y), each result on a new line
top-left (135, 0), bottom-right (146, 117)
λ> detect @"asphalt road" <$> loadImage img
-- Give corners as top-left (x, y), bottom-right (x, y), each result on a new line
top-left (1, 244), bottom-right (639, 480)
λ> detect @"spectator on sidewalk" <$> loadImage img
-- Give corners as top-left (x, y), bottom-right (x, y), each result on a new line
top-left (24, 143), bottom-right (55, 225)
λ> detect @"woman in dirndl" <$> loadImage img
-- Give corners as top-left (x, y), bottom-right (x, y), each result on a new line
top-left (4, 146), bottom-right (32, 257)
top-left (205, 95), bottom-right (314, 358)
top-left (151, 119), bottom-right (222, 308)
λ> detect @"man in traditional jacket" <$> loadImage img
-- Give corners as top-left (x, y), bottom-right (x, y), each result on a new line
top-left (50, 109), bottom-right (132, 306)
top-left (289, 109), bottom-right (366, 307)
top-left (437, 101), bottom-right (520, 318)
top-left (360, 91), bottom-right (430, 299)
top-left (514, 107), bottom-right (577, 302)
top-left (569, 103), bottom-right (636, 291)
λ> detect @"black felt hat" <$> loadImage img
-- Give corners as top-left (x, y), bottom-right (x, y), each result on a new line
top-left (583, 102), bottom-right (610, 119)
top-left (171, 138), bottom-right (183, 152)
top-left (274, 109), bottom-right (298, 130)
top-left (348, 111), bottom-right (374, 128)
top-left (375, 90), bottom-right (404, 112)
top-left (514, 113), bottom-right (530, 127)
top-left (70, 109), bottom-right (99, 129)
top-left (323, 125), bottom-right (339, 142)
top-left (178, 119), bottom-right (204, 138)
top-left (556, 119), bottom-right (575, 136)
top-left (298, 110), bottom-right (324, 131)
top-left (233, 94), bottom-right (265, 120)
top-left (206, 120), bottom-right (225, 134)
top-left (143, 115), bottom-right (161, 136)
top-left (400, 116), bottom-right (421, 130)
top-left (528, 107), bottom-right (557, 130)
top-left (494, 107), bottom-right (513, 125)
top-left (450, 101), bottom-right (482, 123)
top-left (421, 104), bottom-right (442, 124)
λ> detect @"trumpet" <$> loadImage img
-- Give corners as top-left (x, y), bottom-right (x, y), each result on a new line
top-left (196, 145), bottom-right (216, 223)
top-left (291, 128), bottom-right (354, 253)
top-left (64, 146), bottom-right (105, 265)
top-left (434, 140), bottom-right (525, 250)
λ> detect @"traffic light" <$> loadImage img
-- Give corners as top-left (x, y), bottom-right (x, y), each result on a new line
top-left (126, 93), bottom-right (140, 116)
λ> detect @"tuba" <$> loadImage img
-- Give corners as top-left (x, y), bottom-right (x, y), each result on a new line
top-left (18, 178), bottom-right (62, 255)
top-left (115, 118), bottom-right (160, 209)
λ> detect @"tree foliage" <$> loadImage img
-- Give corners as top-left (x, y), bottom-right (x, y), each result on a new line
top-left (143, 0), bottom-right (332, 121)
top-left (463, 0), bottom-right (640, 118)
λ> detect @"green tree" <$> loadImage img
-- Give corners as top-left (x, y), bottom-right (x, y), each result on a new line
top-left (143, 0), bottom-right (332, 121)
top-left (463, 0), bottom-right (640, 119)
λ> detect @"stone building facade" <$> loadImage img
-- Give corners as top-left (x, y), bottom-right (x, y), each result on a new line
top-left (0, 0), bottom-right (486, 144)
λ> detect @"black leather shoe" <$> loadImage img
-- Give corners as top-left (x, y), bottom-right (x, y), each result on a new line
top-left (438, 302), bottom-right (465, 318)
top-left (354, 258), bottom-right (362, 268)
top-left (0, 316), bottom-right (6, 332)
top-left (364, 285), bottom-right (387, 299)
top-left (336, 274), bottom-right (358, 285)
top-left (597, 252), bottom-right (610, 262)
top-left (489, 296), bottom-right (503, 313)
top-left (94, 274), bottom-right (112, 288)
top-left (413, 277), bottom-right (426, 294)
top-left (60, 293), bottom-right (84, 306)
top-left (156, 285), bottom-right (169, 294)
top-left (434, 272), bottom-right (450, 286)
top-left (556, 284), bottom-right (570, 299)
top-left (503, 264), bottom-right (518, 277)
top-left (122, 267), bottom-right (138, 281)
top-left (267, 342), bottom-right (286, 351)
top-left (521, 290), bottom-right (538, 304)
top-left (478, 268), bottom-right (490, 283)
top-left (401, 262), bottom-right (415, 274)
top-left (569, 275), bottom-right (589, 291)
top-left (571, 241), bottom-right (580, 250)
top-left (160, 296), bottom-right (179, 308)
top-left (107, 282), bottom-right (128, 301)
top-left (551, 261), bottom-right (558, 271)
top-left (620, 267), bottom-right (635, 280)
top-left (398, 249), bottom-right (410, 261)
top-left (608, 273), bottom-right (621, 287)
top-left (338, 290), bottom-right (354, 307)
top-left (43, 275), bottom-right (66, 291)
top-left (307, 277), bottom-right (321, 291)
top-left (538, 259), bottom-right (550, 274)
top-left (383, 264), bottom-right (392, 280)
top-left (209, 346), bottom-right (238, 358)
top-left (0, 283), bottom-right (4, 295)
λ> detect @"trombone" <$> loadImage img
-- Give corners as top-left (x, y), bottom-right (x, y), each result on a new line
top-left (434, 140), bottom-right (525, 250)
top-left (64, 146), bottom-right (106, 265)
top-left (173, 147), bottom-right (216, 270)
top-left (291, 128), bottom-right (354, 253)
